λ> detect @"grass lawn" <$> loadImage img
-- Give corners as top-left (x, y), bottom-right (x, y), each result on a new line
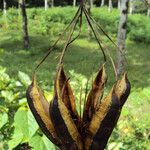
top-left (0, 28), bottom-right (150, 112)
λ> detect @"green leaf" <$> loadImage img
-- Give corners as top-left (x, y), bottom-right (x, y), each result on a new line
top-left (18, 98), bottom-right (27, 106)
top-left (14, 108), bottom-right (39, 141)
top-left (8, 128), bottom-right (23, 149)
top-left (18, 71), bottom-right (31, 87)
top-left (1, 90), bottom-right (14, 102)
top-left (0, 66), bottom-right (6, 73)
top-left (108, 142), bottom-right (123, 150)
top-left (28, 110), bottom-right (39, 139)
top-left (29, 135), bottom-right (56, 150)
top-left (0, 69), bottom-right (10, 90)
top-left (0, 113), bottom-right (8, 129)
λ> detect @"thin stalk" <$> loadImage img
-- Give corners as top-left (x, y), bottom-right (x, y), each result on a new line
top-left (67, 8), bottom-right (83, 45)
top-left (84, 80), bottom-right (89, 104)
top-left (79, 86), bottom-right (83, 119)
top-left (84, 6), bottom-right (117, 80)
top-left (34, 6), bottom-right (82, 72)
top-left (83, 7), bottom-right (106, 62)
top-left (57, 9), bottom-right (81, 70)
top-left (84, 7), bottom-right (127, 65)
top-left (94, 26), bottom-right (118, 80)
top-left (84, 7), bottom-right (118, 48)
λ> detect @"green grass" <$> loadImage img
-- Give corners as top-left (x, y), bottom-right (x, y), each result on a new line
top-left (0, 28), bottom-right (150, 116)
top-left (0, 30), bottom-right (150, 88)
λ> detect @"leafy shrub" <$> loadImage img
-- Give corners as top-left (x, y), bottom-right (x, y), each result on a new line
top-left (5, 8), bottom-right (21, 30)
top-left (92, 7), bottom-right (119, 34)
top-left (108, 112), bottom-right (150, 150)
top-left (1, 7), bottom-right (150, 43)
top-left (132, 0), bottom-right (147, 14)
top-left (0, 66), bottom-right (55, 150)
top-left (128, 14), bottom-right (150, 43)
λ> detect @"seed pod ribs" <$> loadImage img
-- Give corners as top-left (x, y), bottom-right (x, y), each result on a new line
top-left (50, 66), bottom-right (83, 150)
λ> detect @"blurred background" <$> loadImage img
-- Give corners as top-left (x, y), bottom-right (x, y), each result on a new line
top-left (0, 0), bottom-right (150, 149)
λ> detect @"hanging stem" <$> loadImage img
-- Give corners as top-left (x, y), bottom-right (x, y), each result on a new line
top-left (84, 7), bottom-right (127, 69)
top-left (84, 7), bottom-right (118, 48)
top-left (67, 8), bottom-right (83, 46)
top-left (83, 7), bottom-right (106, 62)
top-left (34, 2), bottom-right (118, 81)
top-left (92, 25), bottom-right (118, 80)
top-left (79, 86), bottom-right (83, 119)
top-left (83, 6), bottom-right (118, 80)
top-left (85, 8), bottom-right (126, 59)
top-left (34, 6), bottom-right (82, 72)
top-left (57, 8), bottom-right (82, 70)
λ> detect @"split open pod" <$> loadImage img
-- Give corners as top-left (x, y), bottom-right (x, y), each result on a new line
top-left (26, 2), bottom-right (131, 149)
top-left (26, 65), bottom-right (131, 150)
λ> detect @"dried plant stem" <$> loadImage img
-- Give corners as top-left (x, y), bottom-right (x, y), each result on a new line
top-left (57, 9), bottom-right (82, 70)
top-left (83, 7), bottom-right (118, 80)
top-left (34, 6), bottom-right (82, 72)
top-left (83, 7), bottom-right (106, 62)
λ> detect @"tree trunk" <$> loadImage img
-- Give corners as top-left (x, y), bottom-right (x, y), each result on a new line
top-left (117, 0), bottom-right (129, 77)
top-left (73, 0), bottom-right (76, 7)
top-left (118, 0), bottom-right (121, 9)
top-left (145, 0), bottom-right (150, 16)
top-left (18, 0), bottom-right (21, 15)
top-left (108, 0), bottom-right (113, 12)
top-left (148, 8), bottom-right (150, 16)
top-left (129, 0), bottom-right (133, 14)
top-left (3, 0), bottom-right (7, 15)
top-left (51, 0), bottom-right (54, 8)
top-left (90, 0), bottom-right (93, 8)
top-left (101, 0), bottom-right (105, 7)
top-left (45, 0), bottom-right (49, 10)
top-left (20, 0), bottom-right (29, 49)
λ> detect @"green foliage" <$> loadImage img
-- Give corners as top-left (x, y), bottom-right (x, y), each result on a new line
top-left (0, 66), bottom-right (55, 150)
top-left (128, 14), bottom-right (150, 43)
top-left (1, 7), bottom-right (150, 43)
top-left (5, 8), bottom-right (22, 30)
top-left (132, 0), bottom-right (147, 14)
top-left (92, 7), bottom-right (119, 34)
top-left (29, 134), bottom-right (56, 150)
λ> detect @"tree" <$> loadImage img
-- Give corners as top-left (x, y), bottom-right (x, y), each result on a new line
top-left (145, 0), bottom-right (150, 16)
top-left (90, 0), bottom-right (94, 8)
top-left (73, 0), bottom-right (76, 7)
top-left (148, 6), bottom-right (150, 16)
top-left (101, 0), bottom-right (105, 6)
top-left (3, 0), bottom-right (7, 15)
top-left (51, 0), bottom-right (54, 7)
top-left (118, 0), bottom-right (121, 9)
top-left (117, 0), bottom-right (129, 76)
top-left (108, 0), bottom-right (113, 12)
top-left (129, 0), bottom-right (134, 14)
top-left (20, 0), bottom-right (29, 49)
top-left (45, 0), bottom-right (49, 10)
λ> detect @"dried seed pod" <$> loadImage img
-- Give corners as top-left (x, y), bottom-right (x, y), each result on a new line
top-left (84, 74), bottom-right (131, 150)
top-left (83, 65), bottom-right (107, 125)
top-left (84, 87), bottom-right (118, 150)
top-left (50, 66), bottom-right (83, 150)
top-left (26, 76), bottom-right (62, 147)
top-left (115, 73), bottom-right (131, 107)
top-left (58, 67), bottom-right (79, 124)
